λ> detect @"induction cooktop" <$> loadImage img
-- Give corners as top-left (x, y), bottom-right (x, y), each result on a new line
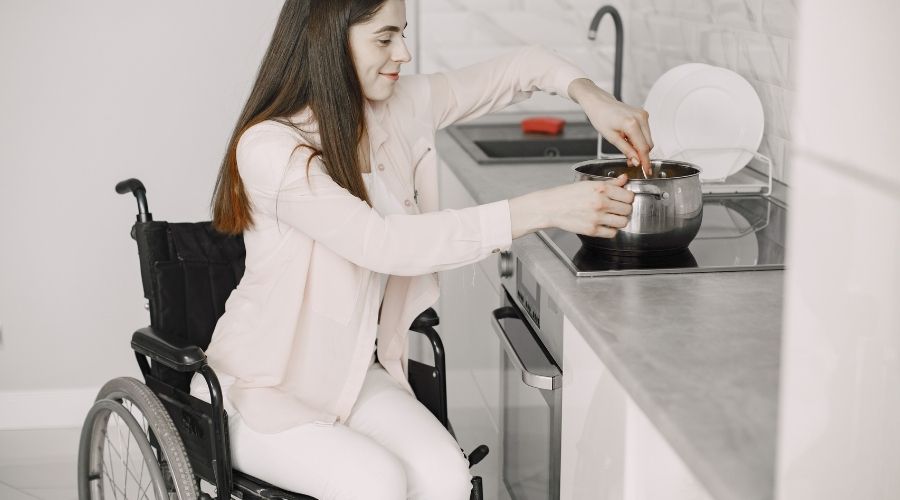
top-left (537, 195), bottom-right (787, 277)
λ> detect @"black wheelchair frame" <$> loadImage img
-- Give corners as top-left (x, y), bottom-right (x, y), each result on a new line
top-left (113, 178), bottom-right (487, 500)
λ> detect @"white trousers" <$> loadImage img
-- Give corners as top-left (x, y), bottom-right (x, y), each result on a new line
top-left (190, 361), bottom-right (472, 500)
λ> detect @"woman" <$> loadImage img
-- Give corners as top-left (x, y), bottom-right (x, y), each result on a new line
top-left (190, 0), bottom-right (652, 499)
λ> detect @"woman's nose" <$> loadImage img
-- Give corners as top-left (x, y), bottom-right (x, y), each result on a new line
top-left (393, 39), bottom-right (412, 64)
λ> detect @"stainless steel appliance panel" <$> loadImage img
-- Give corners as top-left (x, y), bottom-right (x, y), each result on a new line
top-left (493, 289), bottom-right (562, 500)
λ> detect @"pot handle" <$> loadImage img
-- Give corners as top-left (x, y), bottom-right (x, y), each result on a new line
top-left (630, 184), bottom-right (670, 200)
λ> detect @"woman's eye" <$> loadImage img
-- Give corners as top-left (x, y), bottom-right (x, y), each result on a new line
top-left (377, 39), bottom-right (391, 46)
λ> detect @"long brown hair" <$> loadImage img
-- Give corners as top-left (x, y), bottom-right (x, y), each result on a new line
top-left (212, 0), bottom-right (387, 234)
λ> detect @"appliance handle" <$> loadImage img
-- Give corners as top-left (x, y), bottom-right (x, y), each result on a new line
top-left (491, 306), bottom-right (561, 391)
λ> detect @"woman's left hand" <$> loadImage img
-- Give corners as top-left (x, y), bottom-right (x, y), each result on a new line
top-left (568, 78), bottom-right (654, 176)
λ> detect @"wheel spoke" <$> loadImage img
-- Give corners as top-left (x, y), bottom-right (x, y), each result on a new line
top-left (124, 398), bottom-right (151, 445)
top-left (103, 465), bottom-right (124, 500)
top-left (132, 409), bottom-right (157, 498)
top-left (84, 383), bottom-right (194, 500)
top-left (121, 451), bottom-right (155, 492)
top-left (102, 447), bottom-right (118, 500)
top-left (96, 424), bottom-right (110, 499)
top-left (138, 468), bottom-right (156, 500)
top-left (107, 413), bottom-right (124, 469)
top-left (137, 450), bottom-right (146, 495)
top-left (124, 397), bottom-right (161, 489)
top-left (104, 416), bottom-right (124, 500)
top-left (102, 412), bottom-right (161, 498)
top-left (101, 420), bottom-right (117, 500)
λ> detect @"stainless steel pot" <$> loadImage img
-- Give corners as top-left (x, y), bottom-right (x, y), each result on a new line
top-left (572, 158), bottom-right (703, 255)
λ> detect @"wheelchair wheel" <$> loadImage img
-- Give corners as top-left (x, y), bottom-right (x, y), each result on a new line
top-left (78, 377), bottom-right (198, 500)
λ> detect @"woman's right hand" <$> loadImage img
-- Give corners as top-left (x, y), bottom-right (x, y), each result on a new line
top-left (508, 174), bottom-right (635, 239)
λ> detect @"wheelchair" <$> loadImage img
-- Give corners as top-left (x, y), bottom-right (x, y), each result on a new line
top-left (76, 178), bottom-right (489, 500)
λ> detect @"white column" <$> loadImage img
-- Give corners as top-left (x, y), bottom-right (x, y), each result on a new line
top-left (777, 1), bottom-right (900, 499)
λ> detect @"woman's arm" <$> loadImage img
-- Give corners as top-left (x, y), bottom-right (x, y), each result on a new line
top-left (239, 125), bottom-right (511, 276)
top-left (567, 78), bottom-right (654, 175)
top-left (508, 173), bottom-right (634, 239)
top-left (242, 122), bottom-right (634, 272)
top-left (427, 45), bottom-right (585, 130)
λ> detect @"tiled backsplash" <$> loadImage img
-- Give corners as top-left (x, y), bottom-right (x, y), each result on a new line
top-left (417, 0), bottom-right (797, 182)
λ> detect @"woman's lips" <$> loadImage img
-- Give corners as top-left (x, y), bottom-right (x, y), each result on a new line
top-left (379, 72), bottom-right (399, 81)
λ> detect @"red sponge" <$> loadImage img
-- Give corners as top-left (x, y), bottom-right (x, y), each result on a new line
top-left (521, 117), bottom-right (566, 135)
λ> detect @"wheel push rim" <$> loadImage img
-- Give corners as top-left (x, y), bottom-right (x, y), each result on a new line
top-left (80, 398), bottom-right (170, 500)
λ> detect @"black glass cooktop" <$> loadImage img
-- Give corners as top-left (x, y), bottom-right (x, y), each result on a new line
top-left (538, 195), bottom-right (787, 276)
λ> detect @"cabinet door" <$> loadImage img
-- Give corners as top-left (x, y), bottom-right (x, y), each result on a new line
top-left (437, 160), bottom-right (509, 500)
top-left (561, 317), bottom-right (714, 500)
top-left (561, 317), bottom-right (628, 500)
top-left (622, 399), bottom-right (714, 500)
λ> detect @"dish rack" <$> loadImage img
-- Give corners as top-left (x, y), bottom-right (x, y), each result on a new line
top-left (692, 197), bottom-right (772, 241)
top-left (666, 147), bottom-right (774, 196)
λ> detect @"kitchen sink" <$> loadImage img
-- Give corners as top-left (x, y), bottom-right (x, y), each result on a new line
top-left (447, 121), bottom-right (602, 164)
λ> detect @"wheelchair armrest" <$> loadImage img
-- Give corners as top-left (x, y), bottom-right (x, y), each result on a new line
top-left (410, 307), bottom-right (439, 330)
top-left (131, 326), bottom-right (206, 372)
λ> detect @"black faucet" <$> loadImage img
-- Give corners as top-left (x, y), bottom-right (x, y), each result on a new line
top-left (588, 5), bottom-right (624, 155)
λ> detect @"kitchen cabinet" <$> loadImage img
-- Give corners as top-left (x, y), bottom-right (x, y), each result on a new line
top-left (561, 317), bottom-right (713, 500)
top-left (435, 154), bottom-right (712, 499)
top-left (436, 159), bottom-right (510, 500)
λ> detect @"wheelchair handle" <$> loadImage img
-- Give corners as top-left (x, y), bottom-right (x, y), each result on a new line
top-left (468, 444), bottom-right (489, 468)
top-left (116, 178), bottom-right (153, 222)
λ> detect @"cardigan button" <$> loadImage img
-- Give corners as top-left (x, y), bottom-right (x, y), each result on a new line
top-left (404, 199), bottom-right (412, 207)
top-left (377, 164), bottom-right (385, 171)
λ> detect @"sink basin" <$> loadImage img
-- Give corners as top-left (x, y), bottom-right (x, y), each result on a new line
top-left (447, 121), bottom-right (605, 164)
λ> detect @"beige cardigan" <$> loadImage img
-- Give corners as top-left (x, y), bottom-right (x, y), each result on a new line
top-left (203, 45), bottom-right (587, 433)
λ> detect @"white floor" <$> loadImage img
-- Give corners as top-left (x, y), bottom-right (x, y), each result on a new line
top-left (0, 427), bottom-right (80, 500)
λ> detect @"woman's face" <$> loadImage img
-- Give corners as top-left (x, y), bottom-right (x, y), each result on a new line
top-left (348, 0), bottom-right (412, 102)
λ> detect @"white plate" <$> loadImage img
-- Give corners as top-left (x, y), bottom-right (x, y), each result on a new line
top-left (643, 63), bottom-right (711, 145)
top-left (648, 65), bottom-right (764, 181)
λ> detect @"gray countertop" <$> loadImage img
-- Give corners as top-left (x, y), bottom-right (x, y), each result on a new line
top-left (436, 115), bottom-right (783, 500)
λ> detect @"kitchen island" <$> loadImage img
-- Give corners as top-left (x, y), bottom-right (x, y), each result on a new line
top-left (435, 115), bottom-right (784, 500)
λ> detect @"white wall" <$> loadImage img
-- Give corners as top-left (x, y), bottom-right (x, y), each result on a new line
top-left (776, 1), bottom-right (900, 498)
top-left (0, 1), bottom-right (283, 419)
top-left (419, 0), bottom-right (626, 113)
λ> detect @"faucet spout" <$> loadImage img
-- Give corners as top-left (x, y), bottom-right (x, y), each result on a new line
top-left (587, 5), bottom-right (623, 102)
